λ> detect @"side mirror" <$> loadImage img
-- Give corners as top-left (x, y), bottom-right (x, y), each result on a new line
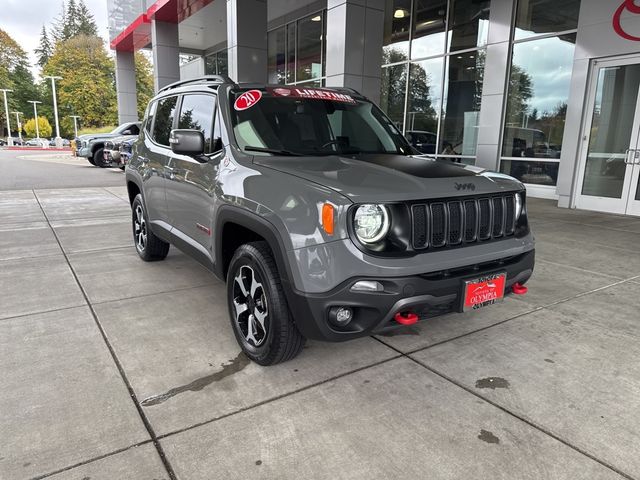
top-left (169, 129), bottom-right (204, 156)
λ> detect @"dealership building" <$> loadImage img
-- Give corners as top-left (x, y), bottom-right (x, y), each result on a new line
top-left (108, 0), bottom-right (640, 216)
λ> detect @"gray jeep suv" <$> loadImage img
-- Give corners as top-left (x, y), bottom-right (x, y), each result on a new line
top-left (125, 76), bottom-right (535, 365)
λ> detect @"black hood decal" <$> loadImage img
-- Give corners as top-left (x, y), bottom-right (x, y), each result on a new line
top-left (352, 154), bottom-right (477, 178)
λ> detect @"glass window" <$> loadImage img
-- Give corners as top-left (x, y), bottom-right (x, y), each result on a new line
top-left (296, 13), bottom-right (324, 82)
top-left (383, 0), bottom-right (412, 60)
top-left (515, 0), bottom-right (581, 39)
top-left (216, 50), bottom-right (228, 76)
top-left (500, 159), bottom-right (559, 185)
top-left (502, 34), bottom-right (575, 161)
top-left (178, 95), bottom-right (216, 153)
top-left (411, 0), bottom-right (446, 59)
top-left (205, 54), bottom-right (216, 75)
top-left (405, 58), bottom-right (443, 154)
top-left (152, 96), bottom-right (178, 147)
top-left (230, 91), bottom-right (410, 155)
top-left (268, 27), bottom-right (286, 84)
top-left (380, 63), bottom-right (408, 132)
top-left (447, 0), bottom-right (490, 52)
top-left (439, 51), bottom-right (485, 155)
top-left (286, 23), bottom-right (296, 83)
top-left (145, 101), bottom-right (157, 134)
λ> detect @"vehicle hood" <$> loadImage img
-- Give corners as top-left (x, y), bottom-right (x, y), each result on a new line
top-left (253, 154), bottom-right (523, 202)
top-left (76, 132), bottom-right (121, 142)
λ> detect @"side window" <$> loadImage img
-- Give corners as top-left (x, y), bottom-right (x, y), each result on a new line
top-left (145, 101), bottom-right (157, 134)
top-left (129, 124), bottom-right (140, 135)
top-left (152, 96), bottom-right (178, 146)
top-left (178, 94), bottom-right (216, 153)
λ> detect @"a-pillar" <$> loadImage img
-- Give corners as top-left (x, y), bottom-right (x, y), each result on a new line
top-left (152, 20), bottom-right (180, 92)
top-left (115, 50), bottom-right (139, 123)
top-left (324, 0), bottom-right (385, 103)
top-left (226, 0), bottom-right (268, 83)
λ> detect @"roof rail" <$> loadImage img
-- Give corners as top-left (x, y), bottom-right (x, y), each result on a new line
top-left (158, 75), bottom-right (235, 93)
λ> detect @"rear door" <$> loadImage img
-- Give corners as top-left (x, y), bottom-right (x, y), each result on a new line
top-left (165, 93), bottom-right (223, 266)
top-left (140, 96), bottom-right (178, 227)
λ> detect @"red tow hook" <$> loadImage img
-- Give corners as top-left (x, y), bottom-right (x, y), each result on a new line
top-left (394, 311), bottom-right (418, 325)
top-left (512, 282), bottom-right (528, 295)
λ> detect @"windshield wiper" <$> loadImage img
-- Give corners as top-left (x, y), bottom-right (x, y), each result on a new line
top-left (244, 146), bottom-right (302, 156)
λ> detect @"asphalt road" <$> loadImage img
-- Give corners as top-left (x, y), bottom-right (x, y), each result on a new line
top-left (0, 149), bottom-right (126, 190)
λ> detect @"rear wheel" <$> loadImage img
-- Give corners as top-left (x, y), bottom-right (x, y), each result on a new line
top-left (131, 194), bottom-right (169, 261)
top-left (227, 242), bottom-right (305, 365)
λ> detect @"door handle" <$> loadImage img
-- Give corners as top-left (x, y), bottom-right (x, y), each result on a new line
top-left (624, 149), bottom-right (634, 164)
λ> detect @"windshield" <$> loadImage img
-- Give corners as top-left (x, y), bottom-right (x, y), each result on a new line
top-left (230, 88), bottom-right (412, 156)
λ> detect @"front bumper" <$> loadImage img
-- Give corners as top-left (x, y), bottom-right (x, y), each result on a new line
top-left (77, 146), bottom-right (91, 158)
top-left (286, 249), bottom-right (534, 341)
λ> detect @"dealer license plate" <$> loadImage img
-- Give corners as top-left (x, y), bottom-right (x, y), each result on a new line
top-left (462, 273), bottom-right (506, 312)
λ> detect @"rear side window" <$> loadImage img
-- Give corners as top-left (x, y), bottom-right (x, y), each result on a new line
top-left (152, 96), bottom-right (178, 146)
top-left (145, 101), bottom-right (157, 134)
top-left (178, 94), bottom-right (216, 153)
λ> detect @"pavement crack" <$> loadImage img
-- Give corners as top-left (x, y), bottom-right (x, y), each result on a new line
top-left (141, 352), bottom-right (250, 407)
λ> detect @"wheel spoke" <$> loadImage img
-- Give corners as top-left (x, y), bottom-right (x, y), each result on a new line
top-left (234, 270), bottom-right (249, 297)
top-left (233, 298), bottom-right (248, 320)
top-left (250, 275), bottom-right (263, 298)
top-left (254, 308), bottom-right (267, 331)
top-left (245, 314), bottom-right (258, 344)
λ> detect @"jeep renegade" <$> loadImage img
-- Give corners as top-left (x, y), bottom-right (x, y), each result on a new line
top-left (125, 75), bottom-right (535, 366)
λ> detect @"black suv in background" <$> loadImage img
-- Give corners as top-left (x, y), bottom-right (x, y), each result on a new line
top-left (125, 76), bottom-right (534, 365)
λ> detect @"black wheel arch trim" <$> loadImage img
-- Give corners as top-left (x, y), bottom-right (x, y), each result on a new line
top-left (214, 205), bottom-right (295, 291)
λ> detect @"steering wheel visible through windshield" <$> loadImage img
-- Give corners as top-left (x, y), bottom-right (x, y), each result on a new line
top-left (230, 88), bottom-right (412, 156)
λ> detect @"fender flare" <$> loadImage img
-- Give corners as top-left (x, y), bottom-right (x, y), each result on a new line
top-left (214, 205), bottom-right (296, 289)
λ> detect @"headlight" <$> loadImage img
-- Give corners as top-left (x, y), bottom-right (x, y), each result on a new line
top-left (515, 192), bottom-right (523, 220)
top-left (354, 204), bottom-right (390, 243)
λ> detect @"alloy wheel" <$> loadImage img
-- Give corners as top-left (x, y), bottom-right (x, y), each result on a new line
top-left (232, 265), bottom-right (269, 347)
top-left (134, 204), bottom-right (147, 252)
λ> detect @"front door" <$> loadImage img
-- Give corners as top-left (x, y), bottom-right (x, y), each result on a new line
top-left (576, 56), bottom-right (640, 216)
top-left (165, 93), bottom-right (221, 265)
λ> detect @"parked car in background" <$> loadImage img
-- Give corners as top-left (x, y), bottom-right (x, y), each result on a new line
top-left (47, 138), bottom-right (71, 147)
top-left (126, 77), bottom-right (535, 365)
top-left (11, 137), bottom-right (24, 146)
top-left (102, 134), bottom-right (137, 169)
top-left (75, 122), bottom-right (141, 166)
top-left (405, 130), bottom-right (437, 154)
top-left (0, 138), bottom-right (6, 146)
top-left (25, 138), bottom-right (49, 147)
top-left (118, 137), bottom-right (137, 170)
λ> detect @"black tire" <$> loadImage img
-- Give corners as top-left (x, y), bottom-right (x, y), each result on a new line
top-left (131, 194), bottom-right (169, 261)
top-left (93, 148), bottom-right (105, 167)
top-left (87, 156), bottom-right (96, 166)
top-left (227, 241), bottom-right (305, 365)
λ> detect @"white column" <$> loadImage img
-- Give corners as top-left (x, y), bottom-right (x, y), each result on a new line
top-left (324, 0), bottom-right (385, 103)
top-left (152, 20), bottom-right (181, 92)
top-left (226, 0), bottom-right (268, 83)
top-left (115, 50), bottom-right (139, 123)
top-left (474, 0), bottom-right (515, 171)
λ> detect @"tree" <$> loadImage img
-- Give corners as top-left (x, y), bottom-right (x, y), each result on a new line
top-left (135, 52), bottom-right (154, 120)
top-left (75, 0), bottom-right (98, 37)
top-left (51, 1), bottom-right (67, 44)
top-left (0, 29), bottom-right (42, 135)
top-left (24, 116), bottom-right (53, 138)
top-left (51, 0), bottom-right (98, 43)
top-left (35, 26), bottom-right (54, 68)
top-left (43, 35), bottom-right (117, 131)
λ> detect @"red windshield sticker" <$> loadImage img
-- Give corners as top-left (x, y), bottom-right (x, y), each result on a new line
top-left (269, 87), bottom-right (356, 103)
top-left (234, 90), bottom-right (263, 111)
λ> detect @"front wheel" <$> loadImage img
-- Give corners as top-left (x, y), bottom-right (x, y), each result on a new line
top-left (131, 194), bottom-right (170, 261)
top-left (227, 242), bottom-right (305, 365)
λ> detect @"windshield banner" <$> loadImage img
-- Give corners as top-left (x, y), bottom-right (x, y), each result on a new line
top-left (268, 87), bottom-right (356, 104)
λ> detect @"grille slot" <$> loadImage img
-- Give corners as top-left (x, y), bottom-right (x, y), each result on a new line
top-left (430, 203), bottom-right (447, 248)
top-left (412, 204), bottom-right (429, 249)
top-left (492, 197), bottom-right (504, 237)
top-left (448, 201), bottom-right (463, 245)
top-left (411, 194), bottom-right (517, 251)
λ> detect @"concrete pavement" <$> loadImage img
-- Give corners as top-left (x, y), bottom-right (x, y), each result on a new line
top-left (1, 187), bottom-right (639, 479)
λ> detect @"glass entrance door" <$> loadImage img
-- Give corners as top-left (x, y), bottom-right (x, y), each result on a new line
top-left (575, 57), bottom-right (640, 216)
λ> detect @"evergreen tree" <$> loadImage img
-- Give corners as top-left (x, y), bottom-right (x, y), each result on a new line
top-left (34, 26), bottom-right (53, 68)
top-left (61, 0), bottom-right (78, 40)
top-left (51, 1), bottom-right (67, 43)
top-left (75, 0), bottom-right (98, 37)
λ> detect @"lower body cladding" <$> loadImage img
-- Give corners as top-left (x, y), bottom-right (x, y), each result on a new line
top-left (285, 249), bottom-right (534, 341)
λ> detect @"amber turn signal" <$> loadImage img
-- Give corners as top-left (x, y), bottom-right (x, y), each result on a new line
top-left (322, 203), bottom-right (334, 235)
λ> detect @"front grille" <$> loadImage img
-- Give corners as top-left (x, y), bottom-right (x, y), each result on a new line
top-left (412, 194), bottom-right (517, 250)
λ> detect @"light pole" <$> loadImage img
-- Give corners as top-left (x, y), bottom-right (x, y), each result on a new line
top-left (69, 115), bottom-right (81, 138)
top-left (44, 76), bottom-right (62, 147)
top-left (0, 88), bottom-right (13, 146)
top-left (11, 111), bottom-right (23, 142)
top-left (28, 101), bottom-right (42, 140)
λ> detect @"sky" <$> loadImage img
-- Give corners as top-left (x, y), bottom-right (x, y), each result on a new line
top-left (0, 0), bottom-right (110, 77)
